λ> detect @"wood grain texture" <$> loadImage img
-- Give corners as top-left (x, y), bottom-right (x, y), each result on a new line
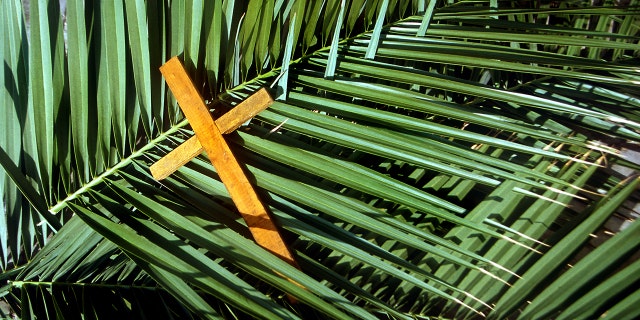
top-left (159, 57), bottom-right (297, 267)
top-left (150, 88), bottom-right (273, 180)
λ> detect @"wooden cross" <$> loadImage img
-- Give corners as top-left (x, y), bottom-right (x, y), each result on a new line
top-left (153, 56), bottom-right (297, 268)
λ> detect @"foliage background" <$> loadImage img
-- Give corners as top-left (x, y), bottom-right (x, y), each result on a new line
top-left (1, 0), bottom-right (639, 319)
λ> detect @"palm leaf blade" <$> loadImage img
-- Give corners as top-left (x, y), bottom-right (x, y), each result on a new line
top-left (1, 2), bottom-right (639, 319)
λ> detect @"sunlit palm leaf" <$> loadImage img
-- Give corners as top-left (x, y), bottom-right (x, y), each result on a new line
top-left (1, 1), bottom-right (639, 319)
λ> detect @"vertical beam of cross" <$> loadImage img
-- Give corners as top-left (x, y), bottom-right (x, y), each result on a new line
top-left (158, 57), bottom-right (297, 267)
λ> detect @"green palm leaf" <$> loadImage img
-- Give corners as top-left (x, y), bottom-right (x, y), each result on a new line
top-left (1, 1), bottom-right (639, 319)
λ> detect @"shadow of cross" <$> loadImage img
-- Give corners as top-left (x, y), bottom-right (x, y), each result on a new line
top-left (153, 56), bottom-right (298, 269)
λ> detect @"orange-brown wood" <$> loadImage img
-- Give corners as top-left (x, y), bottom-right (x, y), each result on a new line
top-left (150, 136), bottom-right (202, 180)
top-left (150, 88), bottom-right (273, 180)
top-left (159, 57), bottom-right (297, 267)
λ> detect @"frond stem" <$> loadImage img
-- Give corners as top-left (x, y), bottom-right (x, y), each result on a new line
top-left (48, 119), bottom-right (189, 214)
top-left (10, 280), bottom-right (160, 291)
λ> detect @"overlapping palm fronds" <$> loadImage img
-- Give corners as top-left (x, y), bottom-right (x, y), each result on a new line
top-left (1, 0), bottom-right (639, 319)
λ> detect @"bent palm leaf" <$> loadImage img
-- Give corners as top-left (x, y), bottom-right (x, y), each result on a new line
top-left (1, 0), bottom-right (639, 319)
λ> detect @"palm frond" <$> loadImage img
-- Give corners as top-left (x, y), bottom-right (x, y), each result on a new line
top-left (1, 0), bottom-right (639, 319)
